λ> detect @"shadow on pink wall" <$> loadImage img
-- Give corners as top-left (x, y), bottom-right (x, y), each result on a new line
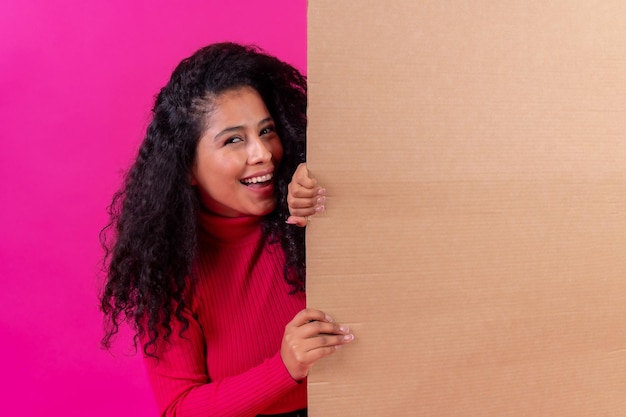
top-left (0, 1), bottom-right (305, 415)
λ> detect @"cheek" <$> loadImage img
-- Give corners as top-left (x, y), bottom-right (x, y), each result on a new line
top-left (194, 156), bottom-right (233, 192)
top-left (272, 141), bottom-right (285, 163)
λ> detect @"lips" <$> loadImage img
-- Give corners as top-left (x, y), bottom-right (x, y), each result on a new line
top-left (240, 172), bottom-right (273, 186)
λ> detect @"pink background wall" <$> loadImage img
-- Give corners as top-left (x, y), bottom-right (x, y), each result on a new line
top-left (0, 1), bottom-right (305, 415)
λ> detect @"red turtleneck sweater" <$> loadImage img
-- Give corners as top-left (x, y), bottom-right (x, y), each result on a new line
top-left (143, 213), bottom-right (306, 416)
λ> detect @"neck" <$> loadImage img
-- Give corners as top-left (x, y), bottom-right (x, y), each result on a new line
top-left (197, 209), bottom-right (263, 244)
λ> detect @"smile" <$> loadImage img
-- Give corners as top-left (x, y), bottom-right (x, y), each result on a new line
top-left (241, 173), bottom-right (273, 185)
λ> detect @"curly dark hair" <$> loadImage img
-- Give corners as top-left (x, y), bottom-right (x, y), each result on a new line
top-left (100, 42), bottom-right (307, 356)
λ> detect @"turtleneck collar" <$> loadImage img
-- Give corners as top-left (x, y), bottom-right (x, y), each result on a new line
top-left (197, 208), bottom-right (263, 245)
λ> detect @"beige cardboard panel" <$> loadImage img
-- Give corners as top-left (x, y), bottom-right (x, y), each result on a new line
top-left (307, 1), bottom-right (626, 416)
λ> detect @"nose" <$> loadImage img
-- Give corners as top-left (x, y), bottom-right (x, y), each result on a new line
top-left (247, 136), bottom-right (272, 164)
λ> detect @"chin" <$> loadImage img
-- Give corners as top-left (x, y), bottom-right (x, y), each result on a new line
top-left (255, 202), bottom-right (277, 217)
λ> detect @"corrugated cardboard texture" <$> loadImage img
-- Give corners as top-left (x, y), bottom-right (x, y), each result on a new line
top-left (306, 1), bottom-right (626, 416)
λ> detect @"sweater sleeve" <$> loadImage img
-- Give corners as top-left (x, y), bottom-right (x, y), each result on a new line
top-left (143, 307), bottom-right (301, 417)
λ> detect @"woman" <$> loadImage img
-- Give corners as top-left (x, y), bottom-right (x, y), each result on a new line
top-left (100, 43), bottom-right (354, 417)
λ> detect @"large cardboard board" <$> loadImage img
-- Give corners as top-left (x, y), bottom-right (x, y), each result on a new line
top-left (306, 1), bottom-right (626, 416)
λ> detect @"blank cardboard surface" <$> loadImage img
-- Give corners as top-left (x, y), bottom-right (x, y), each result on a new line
top-left (306, 1), bottom-right (626, 416)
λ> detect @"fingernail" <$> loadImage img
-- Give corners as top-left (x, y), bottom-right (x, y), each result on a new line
top-left (325, 315), bottom-right (334, 323)
top-left (343, 334), bottom-right (354, 341)
top-left (316, 196), bottom-right (326, 204)
top-left (339, 326), bottom-right (350, 333)
top-left (315, 205), bottom-right (325, 213)
top-left (317, 188), bottom-right (326, 195)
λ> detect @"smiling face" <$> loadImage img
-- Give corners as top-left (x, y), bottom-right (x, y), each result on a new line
top-left (191, 86), bottom-right (283, 217)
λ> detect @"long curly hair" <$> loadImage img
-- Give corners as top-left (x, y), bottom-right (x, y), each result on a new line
top-left (100, 42), bottom-right (307, 356)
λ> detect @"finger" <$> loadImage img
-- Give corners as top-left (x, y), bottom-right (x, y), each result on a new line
top-left (293, 162), bottom-right (311, 183)
top-left (301, 332), bottom-right (355, 352)
top-left (288, 196), bottom-right (322, 209)
top-left (286, 215), bottom-right (308, 227)
top-left (289, 184), bottom-right (325, 199)
top-left (284, 328), bottom-right (354, 359)
top-left (288, 308), bottom-right (334, 327)
top-left (295, 175), bottom-right (318, 189)
top-left (289, 205), bottom-right (324, 218)
top-left (289, 193), bottom-right (326, 211)
top-left (293, 344), bottom-right (345, 368)
top-left (292, 163), bottom-right (315, 186)
top-left (298, 320), bottom-right (351, 339)
top-left (287, 196), bottom-right (325, 226)
top-left (286, 215), bottom-right (311, 227)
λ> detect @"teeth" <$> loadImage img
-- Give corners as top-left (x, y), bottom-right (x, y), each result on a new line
top-left (241, 173), bottom-right (273, 184)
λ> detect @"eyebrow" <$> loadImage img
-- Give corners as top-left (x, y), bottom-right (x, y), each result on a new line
top-left (214, 125), bottom-right (243, 141)
top-left (214, 117), bottom-right (274, 141)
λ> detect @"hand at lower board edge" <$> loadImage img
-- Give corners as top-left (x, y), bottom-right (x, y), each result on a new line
top-left (287, 163), bottom-right (326, 227)
top-left (281, 308), bottom-right (355, 381)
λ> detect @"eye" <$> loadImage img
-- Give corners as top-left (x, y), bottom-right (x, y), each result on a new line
top-left (225, 136), bottom-right (244, 145)
top-left (260, 125), bottom-right (276, 136)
